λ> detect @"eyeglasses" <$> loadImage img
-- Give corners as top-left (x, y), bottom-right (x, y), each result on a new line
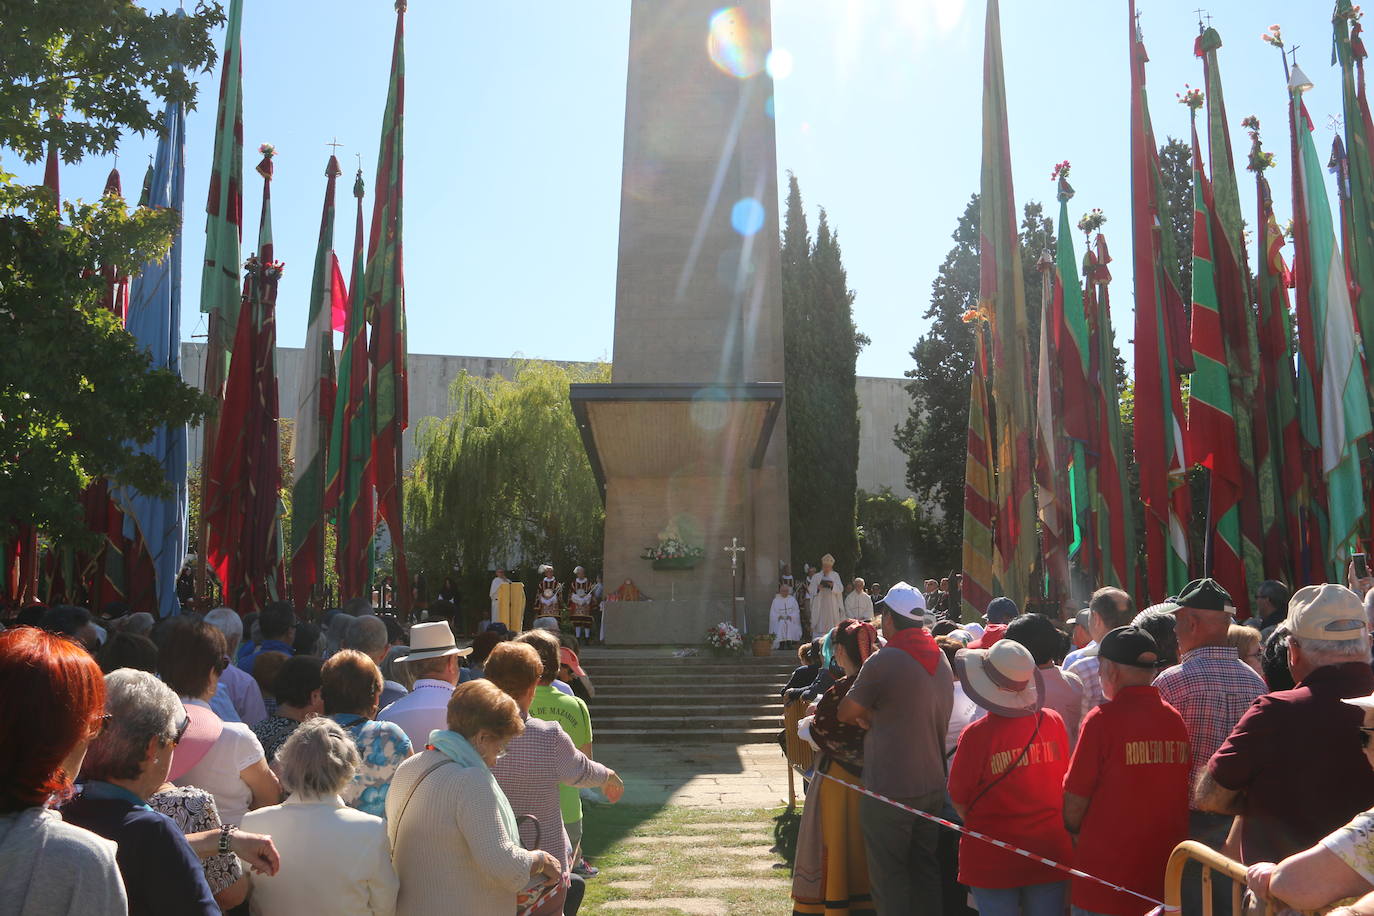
top-left (213, 655), bottom-right (230, 674)
top-left (172, 715), bottom-right (191, 746)
top-left (91, 713), bottom-right (113, 738)
top-left (1361, 726), bottom-right (1374, 749)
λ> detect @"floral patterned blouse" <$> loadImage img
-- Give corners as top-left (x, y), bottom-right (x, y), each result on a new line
top-left (329, 713), bottom-right (412, 818)
top-left (148, 785), bottom-right (242, 894)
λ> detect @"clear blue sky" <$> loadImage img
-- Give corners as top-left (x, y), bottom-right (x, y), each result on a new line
top-left (9, 1), bottom-right (1346, 380)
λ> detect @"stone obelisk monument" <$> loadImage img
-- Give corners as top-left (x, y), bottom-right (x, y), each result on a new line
top-left (571, 0), bottom-right (789, 643)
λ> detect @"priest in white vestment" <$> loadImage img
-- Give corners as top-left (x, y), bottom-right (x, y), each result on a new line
top-left (844, 577), bottom-right (874, 620)
top-left (489, 568), bottom-right (511, 623)
top-left (769, 584), bottom-right (802, 648)
top-left (806, 554), bottom-right (844, 636)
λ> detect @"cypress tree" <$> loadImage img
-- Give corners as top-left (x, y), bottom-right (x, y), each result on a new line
top-left (781, 175), bottom-right (864, 578)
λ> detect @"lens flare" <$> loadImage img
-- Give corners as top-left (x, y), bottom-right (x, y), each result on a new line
top-left (707, 7), bottom-right (767, 79)
top-left (765, 48), bottom-right (793, 80)
top-left (764, 95), bottom-right (775, 119)
top-left (691, 389), bottom-right (730, 432)
top-left (730, 197), bottom-right (766, 237)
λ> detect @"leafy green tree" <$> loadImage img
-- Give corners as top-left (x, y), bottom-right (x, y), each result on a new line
top-left (894, 194), bottom-right (1053, 568)
top-left (781, 174), bottom-right (865, 577)
top-left (1157, 137), bottom-right (1194, 307)
top-left (406, 361), bottom-right (610, 602)
top-left (855, 488), bottom-right (944, 586)
top-left (0, 1), bottom-right (220, 545)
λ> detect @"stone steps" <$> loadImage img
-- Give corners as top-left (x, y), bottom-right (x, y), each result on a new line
top-left (591, 673), bottom-right (790, 686)
top-left (596, 730), bottom-right (780, 747)
top-left (593, 712), bottom-right (783, 729)
top-left (586, 651), bottom-right (793, 745)
top-left (592, 692), bottom-right (783, 707)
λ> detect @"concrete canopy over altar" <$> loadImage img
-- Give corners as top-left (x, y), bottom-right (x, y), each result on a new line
top-left (571, 0), bottom-right (789, 644)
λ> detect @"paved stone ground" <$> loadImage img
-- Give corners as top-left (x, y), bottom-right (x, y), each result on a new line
top-left (594, 742), bottom-right (795, 808)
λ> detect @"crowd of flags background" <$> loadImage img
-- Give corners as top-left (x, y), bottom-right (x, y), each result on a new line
top-left (3, 0), bottom-right (412, 617)
top-left (966, 0), bottom-right (1374, 617)
top-left (10, 0), bottom-right (1374, 619)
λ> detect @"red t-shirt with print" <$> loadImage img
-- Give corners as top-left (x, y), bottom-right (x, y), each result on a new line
top-left (947, 708), bottom-right (1072, 888)
top-left (1063, 685), bottom-right (1190, 915)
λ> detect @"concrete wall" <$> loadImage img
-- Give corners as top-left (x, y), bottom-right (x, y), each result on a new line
top-left (181, 343), bottom-right (915, 499)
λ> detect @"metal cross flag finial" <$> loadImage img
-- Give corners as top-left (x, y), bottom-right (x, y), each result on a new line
top-left (327, 137), bottom-right (343, 154)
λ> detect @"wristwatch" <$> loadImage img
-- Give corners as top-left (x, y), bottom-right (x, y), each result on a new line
top-left (218, 824), bottom-right (236, 855)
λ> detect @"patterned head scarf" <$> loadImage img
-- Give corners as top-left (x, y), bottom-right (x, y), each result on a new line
top-left (835, 618), bottom-right (879, 665)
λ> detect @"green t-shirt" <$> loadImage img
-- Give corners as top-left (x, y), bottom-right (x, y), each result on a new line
top-left (528, 684), bottom-right (594, 824)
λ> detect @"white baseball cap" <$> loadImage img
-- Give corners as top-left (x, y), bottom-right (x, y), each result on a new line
top-left (878, 581), bottom-right (927, 621)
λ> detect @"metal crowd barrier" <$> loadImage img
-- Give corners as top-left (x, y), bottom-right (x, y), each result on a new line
top-left (1163, 840), bottom-right (1314, 916)
top-left (782, 697), bottom-right (816, 809)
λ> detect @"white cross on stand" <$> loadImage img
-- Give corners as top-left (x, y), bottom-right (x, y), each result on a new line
top-left (724, 537), bottom-right (746, 628)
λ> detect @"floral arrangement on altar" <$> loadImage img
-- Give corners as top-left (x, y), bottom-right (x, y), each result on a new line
top-left (705, 622), bottom-right (744, 654)
top-left (640, 537), bottom-right (705, 561)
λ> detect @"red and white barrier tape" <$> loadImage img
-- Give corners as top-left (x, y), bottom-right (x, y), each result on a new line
top-left (797, 764), bottom-right (1173, 912)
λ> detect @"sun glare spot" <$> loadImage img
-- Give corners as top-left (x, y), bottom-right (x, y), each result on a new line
top-left (707, 7), bottom-right (767, 79)
top-left (730, 197), bottom-right (766, 237)
top-left (765, 48), bottom-right (793, 80)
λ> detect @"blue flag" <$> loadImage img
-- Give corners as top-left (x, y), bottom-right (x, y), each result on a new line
top-left (119, 90), bottom-right (188, 618)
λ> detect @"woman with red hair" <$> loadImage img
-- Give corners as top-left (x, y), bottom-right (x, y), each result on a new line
top-left (0, 627), bottom-right (126, 914)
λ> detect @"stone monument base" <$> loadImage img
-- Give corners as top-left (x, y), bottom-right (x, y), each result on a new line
top-left (601, 598), bottom-right (765, 646)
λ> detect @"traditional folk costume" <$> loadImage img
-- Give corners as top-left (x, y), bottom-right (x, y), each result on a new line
top-left (568, 567), bottom-right (594, 641)
top-left (770, 591), bottom-right (802, 649)
top-left (792, 620), bottom-right (877, 915)
top-left (533, 588), bottom-right (561, 630)
top-left (807, 557), bottom-right (845, 636)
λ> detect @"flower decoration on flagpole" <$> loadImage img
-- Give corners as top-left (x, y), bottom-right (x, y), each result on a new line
top-left (1077, 208), bottom-right (1107, 238)
top-left (1050, 160), bottom-right (1071, 182)
top-left (1177, 86), bottom-right (1204, 110)
top-left (1339, 5), bottom-right (1363, 22)
top-left (1261, 24), bottom-right (1284, 48)
top-left (1243, 115), bottom-right (1277, 173)
top-left (705, 621), bottom-right (744, 653)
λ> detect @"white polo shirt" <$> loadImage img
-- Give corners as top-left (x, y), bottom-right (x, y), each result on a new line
top-left (376, 678), bottom-right (454, 749)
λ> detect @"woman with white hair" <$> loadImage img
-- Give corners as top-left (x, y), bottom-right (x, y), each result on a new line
top-left (62, 669), bottom-right (281, 915)
top-left (241, 718), bottom-right (399, 915)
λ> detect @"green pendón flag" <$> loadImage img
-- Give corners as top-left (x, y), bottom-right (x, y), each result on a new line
top-left (1335, 0), bottom-right (1374, 378)
top-left (1294, 76), bottom-right (1372, 573)
top-left (289, 157), bottom-right (343, 609)
top-left (1053, 186), bottom-right (1092, 567)
top-left (199, 0), bottom-right (243, 364)
top-left (1199, 26), bottom-right (1266, 597)
top-left (327, 172), bottom-right (375, 603)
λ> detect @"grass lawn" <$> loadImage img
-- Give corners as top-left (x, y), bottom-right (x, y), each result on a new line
top-left (578, 804), bottom-right (801, 916)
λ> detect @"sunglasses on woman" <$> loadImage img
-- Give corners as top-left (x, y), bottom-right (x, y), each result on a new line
top-left (213, 655), bottom-right (230, 675)
top-left (1361, 726), bottom-right (1374, 749)
top-left (172, 715), bottom-right (191, 746)
top-left (91, 713), bottom-right (113, 738)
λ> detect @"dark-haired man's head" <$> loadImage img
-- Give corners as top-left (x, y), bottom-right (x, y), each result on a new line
top-left (259, 601), bottom-right (296, 642)
top-left (1255, 580), bottom-right (1291, 624)
top-left (1003, 613), bottom-right (1066, 667)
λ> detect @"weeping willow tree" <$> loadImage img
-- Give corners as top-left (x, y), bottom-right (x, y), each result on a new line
top-left (406, 360), bottom-right (610, 597)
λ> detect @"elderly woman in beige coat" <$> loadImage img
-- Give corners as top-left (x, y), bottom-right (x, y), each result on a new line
top-left (386, 680), bottom-right (560, 916)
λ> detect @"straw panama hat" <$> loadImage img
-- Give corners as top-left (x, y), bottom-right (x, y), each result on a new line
top-left (393, 621), bottom-right (471, 664)
top-left (956, 639), bottom-right (1045, 718)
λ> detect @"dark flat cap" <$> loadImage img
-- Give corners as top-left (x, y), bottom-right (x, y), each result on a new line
top-left (1174, 577), bottom-right (1237, 615)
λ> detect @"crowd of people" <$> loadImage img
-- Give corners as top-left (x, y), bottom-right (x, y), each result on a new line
top-left (787, 572), bottom-right (1374, 916)
top-left (0, 599), bottom-right (616, 916)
